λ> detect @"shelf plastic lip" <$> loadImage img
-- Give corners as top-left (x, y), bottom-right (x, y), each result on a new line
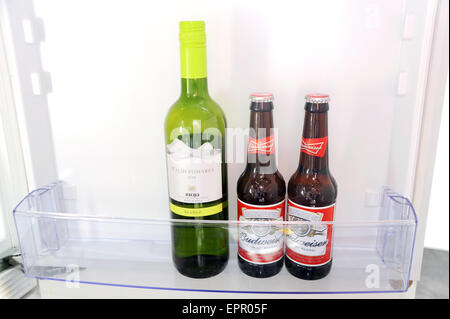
top-left (33, 277), bottom-right (409, 295)
top-left (13, 209), bottom-right (417, 227)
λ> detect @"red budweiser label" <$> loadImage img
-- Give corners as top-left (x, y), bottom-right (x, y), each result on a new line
top-left (301, 136), bottom-right (328, 157)
top-left (286, 199), bottom-right (335, 267)
top-left (237, 199), bottom-right (285, 264)
top-left (247, 136), bottom-right (274, 154)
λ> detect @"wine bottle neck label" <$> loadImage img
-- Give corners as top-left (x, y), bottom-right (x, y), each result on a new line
top-left (237, 199), bottom-right (285, 265)
top-left (286, 200), bottom-right (335, 267)
top-left (166, 139), bottom-right (222, 209)
top-left (301, 136), bottom-right (328, 157)
top-left (180, 46), bottom-right (207, 79)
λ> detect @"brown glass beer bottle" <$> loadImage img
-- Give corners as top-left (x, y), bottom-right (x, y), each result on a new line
top-left (237, 93), bottom-right (286, 278)
top-left (285, 93), bottom-right (337, 280)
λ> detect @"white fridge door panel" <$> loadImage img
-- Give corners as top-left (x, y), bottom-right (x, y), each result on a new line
top-left (2, 0), bottom-right (447, 294)
top-left (11, 0), bottom-right (432, 218)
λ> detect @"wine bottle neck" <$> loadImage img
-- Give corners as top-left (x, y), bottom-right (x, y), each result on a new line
top-left (179, 21), bottom-right (208, 97)
top-left (180, 42), bottom-right (209, 98)
top-left (180, 78), bottom-right (209, 98)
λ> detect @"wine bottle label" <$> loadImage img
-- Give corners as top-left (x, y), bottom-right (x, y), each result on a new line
top-left (247, 136), bottom-right (275, 154)
top-left (286, 200), bottom-right (335, 267)
top-left (237, 199), bottom-right (285, 264)
top-left (301, 136), bottom-right (328, 157)
top-left (167, 139), bottom-right (222, 209)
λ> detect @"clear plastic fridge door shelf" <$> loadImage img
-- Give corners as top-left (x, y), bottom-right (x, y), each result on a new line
top-left (13, 182), bottom-right (417, 294)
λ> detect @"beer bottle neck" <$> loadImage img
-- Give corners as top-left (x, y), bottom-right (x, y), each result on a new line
top-left (246, 102), bottom-right (277, 173)
top-left (299, 104), bottom-right (330, 173)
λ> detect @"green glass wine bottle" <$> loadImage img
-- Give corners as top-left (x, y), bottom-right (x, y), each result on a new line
top-left (164, 21), bottom-right (229, 278)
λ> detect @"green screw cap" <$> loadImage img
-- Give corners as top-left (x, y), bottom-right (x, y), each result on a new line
top-left (179, 21), bottom-right (206, 46)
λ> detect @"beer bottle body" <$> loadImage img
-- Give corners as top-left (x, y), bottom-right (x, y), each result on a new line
top-left (285, 94), bottom-right (337, 280)
top-left (237, 94), bottom-right (286, 278)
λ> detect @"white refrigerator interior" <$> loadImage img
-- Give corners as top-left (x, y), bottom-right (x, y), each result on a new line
top-left (1, 0), bottom-right (448, 298)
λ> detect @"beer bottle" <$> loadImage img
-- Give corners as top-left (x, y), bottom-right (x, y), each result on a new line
top-left (285, 93), bottom-right (337, 280)
top-left (164, 21), bottom-right (228, 278)
top-left (237, 93), bottom-right (286, 278)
